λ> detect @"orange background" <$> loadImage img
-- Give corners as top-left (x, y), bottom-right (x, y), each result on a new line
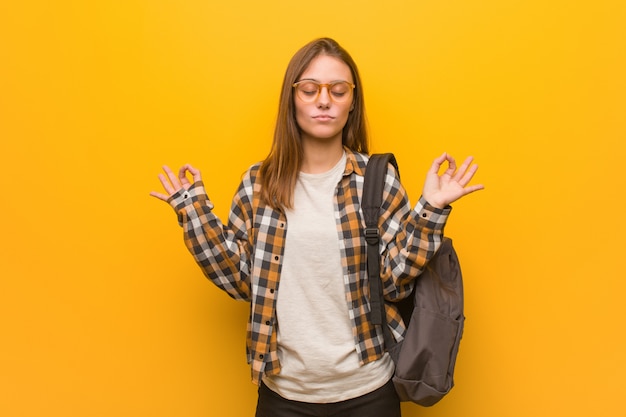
top-left (1, 1), bottom-right (625, 416)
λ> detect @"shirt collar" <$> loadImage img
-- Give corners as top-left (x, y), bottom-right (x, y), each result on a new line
top-left (343, 147), bottom-right (365, 177)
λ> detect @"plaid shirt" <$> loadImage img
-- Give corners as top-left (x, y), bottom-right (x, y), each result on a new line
top-left (168, 149), bottom-right (450, 385)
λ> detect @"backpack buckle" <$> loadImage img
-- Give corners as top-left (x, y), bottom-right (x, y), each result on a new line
top-left (364, 227), bottom-right (379, 245)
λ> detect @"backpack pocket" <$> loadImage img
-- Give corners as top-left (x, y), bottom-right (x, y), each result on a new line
top-left (392, 306), bottom-right (464, 405)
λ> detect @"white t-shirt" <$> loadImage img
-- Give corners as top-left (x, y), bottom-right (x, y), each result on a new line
top-left (262, 152), bottom-right (393, 403)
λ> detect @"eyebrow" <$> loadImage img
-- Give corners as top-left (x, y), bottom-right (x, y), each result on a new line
top-left (296, 78), bottom-right (351, 83)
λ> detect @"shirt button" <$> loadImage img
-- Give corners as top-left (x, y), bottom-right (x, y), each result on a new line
top-left (265, 320), bottom-right (271, 325)
top-left (270, 289), bottom-right (275, 294)
top-left (422, 213), bottom-right (427, 218)
top-left (259, 354), bottom-right (264, 359)
top-left (274, 256), bottom-right (279, 261)
top-left (182, 191), bottom-right (190, 199)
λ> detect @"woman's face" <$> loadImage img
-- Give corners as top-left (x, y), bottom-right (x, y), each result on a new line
top-left (294, 55), bottom-right (354, 145)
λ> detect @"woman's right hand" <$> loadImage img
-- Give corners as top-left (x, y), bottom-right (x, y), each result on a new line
top-left (150, 164), bottom-right (202, 202)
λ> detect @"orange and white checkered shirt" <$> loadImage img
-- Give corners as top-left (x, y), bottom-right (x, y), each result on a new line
top-left (168, 149), bottom-right (451, 385)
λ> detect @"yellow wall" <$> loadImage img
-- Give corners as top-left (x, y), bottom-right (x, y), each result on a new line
top-left (1, 1), bottom-right (625, 415)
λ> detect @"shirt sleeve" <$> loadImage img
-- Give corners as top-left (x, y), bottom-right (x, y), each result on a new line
top-left (377, 164), bottom-right (451, 301)
top-left (168, 178), bottom-right (253, 302)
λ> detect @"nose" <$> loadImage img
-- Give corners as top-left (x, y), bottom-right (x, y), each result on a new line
top-left (317, 85), bottom-right (331, 108)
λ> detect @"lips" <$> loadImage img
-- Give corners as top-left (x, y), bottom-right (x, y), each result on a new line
top-left (313, 115), bottom-right (334, 121)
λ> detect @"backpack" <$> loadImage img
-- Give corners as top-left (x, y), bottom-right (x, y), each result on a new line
top-left (362, 153), bottom-right (465, 407)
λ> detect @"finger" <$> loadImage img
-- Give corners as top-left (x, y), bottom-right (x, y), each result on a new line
top-left (149, 191), bottom-right (171, 201)
top-left (180, 164), bottom-right (203, 187)
top-left (461, 184), bottom-right (485, 195)
top-left (163, 165), bottom-right (182, 191)
top-left (441, 153), bottom-right (457, 177)
top-left (460, 163), bottom-right (479, 185)
top-left (179, 165), bottom-right (191, 188)
top-left (185, 164), bottom-right (203, 183)
top-left (454, 156), bottom-right (474, 182)
top-left (428, 152), bottom-right (448, 174)
top-left (157, 173), bottom-right (176, 195)
top-left (444, 155), bottom-right (456, 176)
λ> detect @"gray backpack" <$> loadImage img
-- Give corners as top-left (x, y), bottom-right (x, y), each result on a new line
top-left (362, 153), bottom-right (465, 407)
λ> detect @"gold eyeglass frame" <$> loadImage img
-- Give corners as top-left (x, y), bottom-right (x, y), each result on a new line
top-left (292, 80), bottom-right (356, 103)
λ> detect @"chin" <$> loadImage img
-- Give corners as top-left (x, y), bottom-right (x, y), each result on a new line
top-left (307, 133), bottom-right (343, 142)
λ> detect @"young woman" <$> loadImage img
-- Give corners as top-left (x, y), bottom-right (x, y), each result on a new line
top-left (150, 37), bottom-right (483, 417)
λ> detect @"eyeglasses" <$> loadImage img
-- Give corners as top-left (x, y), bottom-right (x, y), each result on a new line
top-left (293, 80), bottom-right (355, 103)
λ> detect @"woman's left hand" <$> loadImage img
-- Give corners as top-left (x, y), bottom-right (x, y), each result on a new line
top-left (422, 153), bottom-right (484, 209)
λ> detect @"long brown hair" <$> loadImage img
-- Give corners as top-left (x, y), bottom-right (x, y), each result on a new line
top-left (259, 38), bottom-right (369, 210)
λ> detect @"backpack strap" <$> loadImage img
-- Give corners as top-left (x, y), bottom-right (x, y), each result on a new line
top-left (362, 153), bottom-right (399, 328)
